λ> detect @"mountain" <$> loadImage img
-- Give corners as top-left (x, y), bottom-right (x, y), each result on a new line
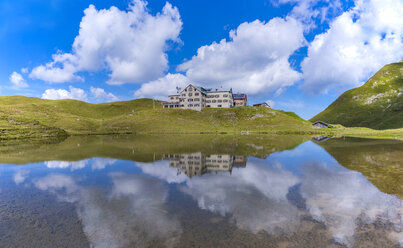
top-left (311, 61), bottom-right (403, 129)
top-left (0, 96), bottom-right (311, 139)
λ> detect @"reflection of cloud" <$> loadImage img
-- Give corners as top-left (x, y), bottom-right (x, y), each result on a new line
top-left (34, 172), bottom-right (182, 248)
top-left (179, 158), bottom-right (301, 234)
top-left (300, 162), bottom-right (403, 247)
top-left (91, 159), bottom-right (117, 170)
top-left (45, 160), bottom-right (88, 171)
top-left (13, 170), bottom-right (30, 185)
top-left (44, 159), bottom-right (117, 171)
top-left (136, 160), bottom-right (188, 183)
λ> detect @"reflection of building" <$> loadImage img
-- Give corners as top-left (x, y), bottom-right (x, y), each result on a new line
top-left (233, 156), bottom-right (247, 168)
top-left (163, 153), bottom-right (247, 178)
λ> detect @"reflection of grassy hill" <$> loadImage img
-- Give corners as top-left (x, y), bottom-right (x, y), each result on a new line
top-left (0, 134), bottom-right (310, 164)
top-left (0, 96), bottom-right (314, 139)
top-left (311, 62), bottom-right (403, 129)
top-left (317, 137), bottom-right (403, 199)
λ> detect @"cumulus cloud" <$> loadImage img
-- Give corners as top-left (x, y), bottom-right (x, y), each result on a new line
top-left (177, 18), bottom-right (305, 96)
top-left (273, 0), bottom-right (345, 29)
top-left (29, 0), bottom-right (182, 85)
top-left (13, 170), bottom-right (30, 185)
top-left (90, 87), bottom-right (119, 102)
top-left (301, 0), bottom-right (403, 94)
top-left (134, 73), bottom-right (190, 100)
top-left (45, 160), bottom-right (89, 171)
top-left (41, 86), bottom-right (88, 101)
top-left (9, 71), bottom-right (28, 88)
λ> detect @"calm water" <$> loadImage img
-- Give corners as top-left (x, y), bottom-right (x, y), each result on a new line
top-left (0, 135), bottom-right (402, 248)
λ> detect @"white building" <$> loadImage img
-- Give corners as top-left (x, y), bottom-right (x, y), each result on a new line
top-left (163, 84), bottom-right (234, 111)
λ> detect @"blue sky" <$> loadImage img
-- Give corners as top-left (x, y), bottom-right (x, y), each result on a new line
top-left (1, 0), bottom-right (402, 119)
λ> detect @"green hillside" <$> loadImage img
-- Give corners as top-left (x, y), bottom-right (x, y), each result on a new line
top-left (311, 61), bottom-right (403, 129)
top-left (0, 96), bottom-right (313, 139)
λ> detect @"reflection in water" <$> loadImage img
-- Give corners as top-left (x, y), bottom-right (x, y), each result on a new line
top-left (163, 153), bottom-right (247, 178)
top-left (33, 173), bottom-right (182, 248)
top-left (0, 137), bottom-right (403, 247)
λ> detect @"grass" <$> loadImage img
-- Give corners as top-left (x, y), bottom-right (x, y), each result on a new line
top-left (0, 134), bottom-right (310, 164)
top-left (0, 95), bottom-right (402, 140)
top-left (0, 96), bottom-right (315, 138)
top-left (311, 62), bottom-right (403, 129)
top-left (317, 137), bottom-right (403, 199)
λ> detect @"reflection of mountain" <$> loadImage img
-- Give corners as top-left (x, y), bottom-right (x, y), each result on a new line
top-left (163, 153), bottom-right (246, 178)
top-left (0, 134), bottom-right (309, 164)
top-left (316, 137), bottom-right (403, 199)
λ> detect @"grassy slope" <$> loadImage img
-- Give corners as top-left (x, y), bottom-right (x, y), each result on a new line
top-left (317, 137), bottom-right (403, 199)
top-left (311, 62), bottom-right (403, 129)
top-left (0, 96), bottom-right (313, 139)
top-left (0, 134), bottom-right (310, 164)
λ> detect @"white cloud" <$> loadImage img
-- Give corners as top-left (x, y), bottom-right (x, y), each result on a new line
top-left (13, 170), bottom-right (30, 185)
top-left (301, 0), bottom-right (403, 94)
top-left (41, 86), bottom-right (88, 101)
top-left (177, 18), bottom-right (305, 96)
top-left (29, 0), bottom-right (183, 85)
top-left (9, 71), bottom-right (28, 88)
top-left (90, 87), bottom-right (119, 102)
top-left (45, 160), bottom-right (89, 170)
top-left (273, 0), bottom-right (344, 29)
top-left (265, 100), bottom-right (275, 108)
top-left (134, 73), bottom-right (190, 100)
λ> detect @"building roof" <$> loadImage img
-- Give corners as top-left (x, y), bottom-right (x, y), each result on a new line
top-left (312, 121), bottom-right (333, 127)
top-left (233, 93), bottom-right (247, 99)
top-left (194, 86), bottom-right (211, 94)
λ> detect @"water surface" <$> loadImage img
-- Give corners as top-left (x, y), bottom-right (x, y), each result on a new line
top-left (0, 135), bottom-right (402, 248)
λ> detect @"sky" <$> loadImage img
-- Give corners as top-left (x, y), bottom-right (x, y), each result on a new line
top-left (0, 0), bottom-right (402, 119)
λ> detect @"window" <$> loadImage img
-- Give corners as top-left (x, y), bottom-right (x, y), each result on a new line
top-left (223, 100), bottom-right (228, 102)
top-left (189, 104), bottom-right (193, 107)
top-left (218, 100), bottom-right (222, 103)
top-left (218, 105), bottom-right (222, 107)
top-left (212, 100), bottom-right (216, 103)
top-left (189, 87), bottom-right (193, 91)
top-left (207, 105), bottom-right (211, 107)
top-left (189, 93), bottom-right (192, 96)
top-left (215, 95), bottom-right (219, 98)
top-left (194, 98), bottom-right (200, 101)
top-left (194, 104), bottom-right (199, 107)
top-left (223, 94), bottom-right (228, 97)
top-left (188, 99), bottom-right (193, 102)
top-left (195, 93), bottom-right (199, 96)
top-left (181, 94), bottom-right (186, 97)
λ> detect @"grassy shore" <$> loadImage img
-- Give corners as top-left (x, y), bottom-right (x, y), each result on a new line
top-left (0, 96), bottom-right (402, 140)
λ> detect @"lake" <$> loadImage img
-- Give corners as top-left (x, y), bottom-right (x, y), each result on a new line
top-left (0, 135), bottom-right (402, 248)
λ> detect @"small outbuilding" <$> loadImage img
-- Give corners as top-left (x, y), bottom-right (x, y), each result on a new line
top-left (253, 102), bottom-right (270, 108)
top-left (312, 121), bottom-right (333, 128)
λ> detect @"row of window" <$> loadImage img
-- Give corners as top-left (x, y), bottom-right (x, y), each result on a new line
top-left (206, 99), bottom-right (229, 103)
top-left (207, 94), bottom-right (229, 98)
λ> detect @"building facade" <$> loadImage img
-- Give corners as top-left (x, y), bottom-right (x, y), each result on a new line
top-left (163, 84), bottom-right (235, 111)
top-left (163, 153), bottom-right (246, 178)
top-left (233, 93), bottom-right (247, 106)
top-left (206, 90), bottom-right (233, 108)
